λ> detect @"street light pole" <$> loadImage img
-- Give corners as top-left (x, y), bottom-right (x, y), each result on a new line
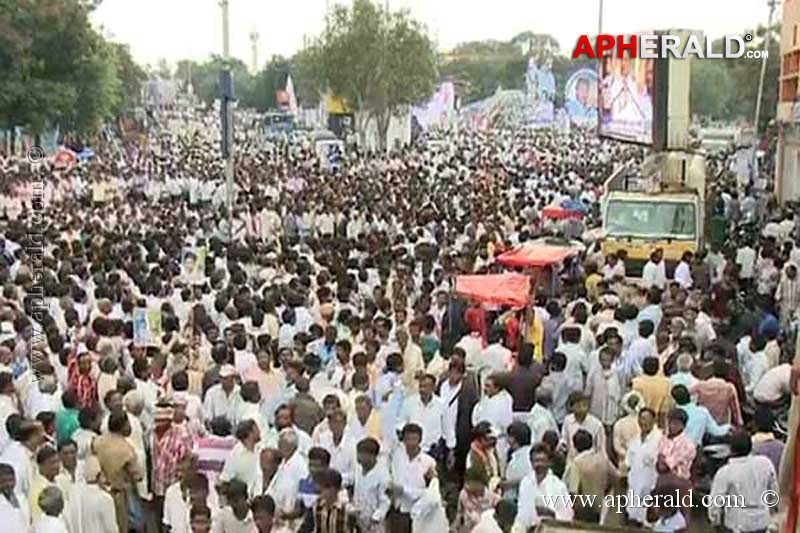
top-left (752, 0), bottom-right (777, 184)
top-left (598, 0), bottom-right (604, 37)
top-left (754, 0), bottom-right (777, 136)
top-left (220, 0), bottom-right (234, 241)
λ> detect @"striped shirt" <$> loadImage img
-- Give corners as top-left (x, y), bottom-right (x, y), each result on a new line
top-left (193, 435), bottom-right (236, 489)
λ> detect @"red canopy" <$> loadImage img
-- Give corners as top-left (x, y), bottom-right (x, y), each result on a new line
top-left (455, 273), bottom-right (530, 308)
top-left (542, 205), bottom-right (585, 220)
top-left (496, 243), bottom-right (579, 268)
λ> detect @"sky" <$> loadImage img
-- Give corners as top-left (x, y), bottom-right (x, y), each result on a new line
top-left (91, 0), bottom-right (776, 69)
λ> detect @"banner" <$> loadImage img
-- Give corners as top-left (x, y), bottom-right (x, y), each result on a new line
top-left (286, 75), bottom-right (299, 116)
top-left (599, 49), bottom-right (654, 144)
top-left (134, 307), bottom-right (162, 347)
top-left (564, 68), bottom-right (598, 127)
top-left (182, 246), bottom-right (208, 284)
top-left (413, 82), bottom-right (456, 130)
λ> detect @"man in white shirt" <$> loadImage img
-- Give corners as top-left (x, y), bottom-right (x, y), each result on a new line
top-left (398, 374), bottom-right (453, 456)
top-left (673, 251), bottom-right (694, 289)
top-left (353, 438), bottom-right (391, 533)
top-left (0, 463), bottom-right (30, 533)
top-left (267, 429), bottom-right (309, 519)
top-left (480, 331), bottom-right (512, 377)
top-left (389, 423), bottom-right (437, 528)
top-left (753, 363), bottom-right (792, 406)
top-left (314, 409), bottom-right (356, 487)
top-left (641, 249), bottom-right (667, 290)
top-left (736, 244), bottom-right (756, 281)
top-left (515, 443), bottom-right (573, 530)
top-left (203, 365), bottom-right (240, 422)
top-left (709, 430), bottom-right (778, 533)
top-left (65, 457), bottom-right (118, 533)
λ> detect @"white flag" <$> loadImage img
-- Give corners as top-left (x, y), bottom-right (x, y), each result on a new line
top-left (286, 75), bottom-right (298, 115)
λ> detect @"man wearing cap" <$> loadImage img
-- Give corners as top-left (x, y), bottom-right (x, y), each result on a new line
top-left (203, 364), bottom-right (240, 423)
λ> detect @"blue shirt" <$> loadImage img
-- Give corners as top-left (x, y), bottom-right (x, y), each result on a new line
top-left (679, 402), bottom-right (730, 445)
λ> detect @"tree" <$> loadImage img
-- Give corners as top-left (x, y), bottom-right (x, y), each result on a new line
top-left (0, 0), bottom-right (127, 136)
top-left (439, 32), bottom-right (587, 105)
top-left (314, 0), bottom-right (436, 147)
top-left (253, 55), bottom-right (290, 110)
top-left (690, 59), bottom-right (732, 119)
top-left (111, 43), bottom-right (146, 113)
top-left (290, 46), bottom-right (324, 106)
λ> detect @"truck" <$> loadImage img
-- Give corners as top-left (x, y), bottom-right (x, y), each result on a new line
top-left (601, 150), bottom-right (708, 276)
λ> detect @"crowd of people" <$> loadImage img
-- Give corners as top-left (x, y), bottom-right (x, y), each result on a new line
top-left (0, 113), bottom-right (794, 533)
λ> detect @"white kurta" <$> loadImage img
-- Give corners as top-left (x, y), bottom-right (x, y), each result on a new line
top-left (625, 428), bottom-right (662, 524)
top-left (65, 483), bottom-right (118, 533)
top-left (472, 391), bottom-right (513, 471)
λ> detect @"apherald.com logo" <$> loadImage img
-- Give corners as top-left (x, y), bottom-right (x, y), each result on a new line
top-left (573, 33), bottom-right (766, 59)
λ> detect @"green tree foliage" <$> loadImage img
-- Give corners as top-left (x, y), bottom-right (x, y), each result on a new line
top-left (111, 43), bottom-right (147, 113)
top-left (0, 0), bottom-right (129, 135)
top-left (690, 25), bottom-right (779, 127)
top-left (253, 55), bottom-right (290, 110)
top-left (313, 0), bottom-right (437, 146)
top-left (439, 31), bottom-right (593, 104)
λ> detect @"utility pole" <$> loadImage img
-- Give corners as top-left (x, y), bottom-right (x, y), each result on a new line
top-left (249, 31), bottom-right (260, 73)
top-left (598, 0), bottom-right (604, 37)
top-left (220, 0), bottom-right (235, 241)
top-left (754, 0), bottom-right (777, 134)
top-left (753, 0), bottom-right (777, 181)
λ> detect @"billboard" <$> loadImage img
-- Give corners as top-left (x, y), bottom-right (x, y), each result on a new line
top-left (564, 68), bottom-right (598, 127)
top-left (599, 51), bottom-right (655, 144)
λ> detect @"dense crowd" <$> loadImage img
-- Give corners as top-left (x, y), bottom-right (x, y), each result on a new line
top-left (0, 114), bottom-right (793, 533)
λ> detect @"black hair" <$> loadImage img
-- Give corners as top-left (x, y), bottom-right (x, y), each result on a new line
top-left (209, 416), bottom-right (233, 437)
top-left (507, 421), bottom-right (532, 447)
top-left (234, 419), bottom-right (257, 441)
top-left (317, 468), bottom-right (342, 490)
top-left (667, 407), bottom-right (688, 426)
top-left (642, 356), bottom-right (659, 376)
top-left (308, 447), bottom-right (332, 467)
top-left (108, 411), bottom-right (128, 433)
top-left (356, 437), bottom-right (380, 457)
top-left (171, 371), bottom-right (189, 392)
top-left (401, 422), bottom-right (423, 440)
top-left (36, 444), bottom-right (59, 465)
top-left (251, 494), bottom-right (276, 515)
top-left (671, 385), bottom-right (690, 405)
top-left (550, 352), bottom-right (567, 372)
top-left (754, 405), bottom-right (775, 433)
top-left (729, 429), bottom-right (752, 457)
top-left (572, 429), bottom-right (593, 453)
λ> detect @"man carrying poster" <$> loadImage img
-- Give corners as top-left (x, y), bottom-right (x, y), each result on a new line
top-left (134, 307), bottom-right (163, 347)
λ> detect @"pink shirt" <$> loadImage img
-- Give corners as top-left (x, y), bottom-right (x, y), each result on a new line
top-left (657, 432), bottom-right (696, 481)
top-left (690, 378), bottom-right (743, 426)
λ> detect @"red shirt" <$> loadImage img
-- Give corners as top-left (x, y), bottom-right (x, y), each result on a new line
top-left (67, 356), bottom-right (97, 409)
top-left (464, 306), bottom-right (488, 346)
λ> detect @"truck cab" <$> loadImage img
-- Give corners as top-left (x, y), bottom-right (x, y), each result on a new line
top-left (601, 151), bottom-right (707, 276)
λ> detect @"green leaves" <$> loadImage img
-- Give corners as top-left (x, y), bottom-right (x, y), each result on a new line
top-left (0, 0), bottom-right (128, 135)
top-left (689, 24), bottom-right (779, 127)
top-left (313, 0), bottom-right (437, 145)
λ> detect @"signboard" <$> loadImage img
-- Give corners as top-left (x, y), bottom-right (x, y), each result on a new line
top-left (182, 246), bottom-right (208, 284)
top-left (564, 68), bottom-right (599, 127)
top-left (599, 46), bottom-right (655, 144)
top-left (134, 307), bottom-right (162, 347)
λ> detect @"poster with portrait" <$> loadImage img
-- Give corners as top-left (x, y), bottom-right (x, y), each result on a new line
top-left (564, 69), bottom-right (598, 128)
top-left (182, 246), bottom-right (207, 285)
top-left (133, 307), bottom-right (162, 347)
top-left (598, 47), bottom-right (655, 145)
